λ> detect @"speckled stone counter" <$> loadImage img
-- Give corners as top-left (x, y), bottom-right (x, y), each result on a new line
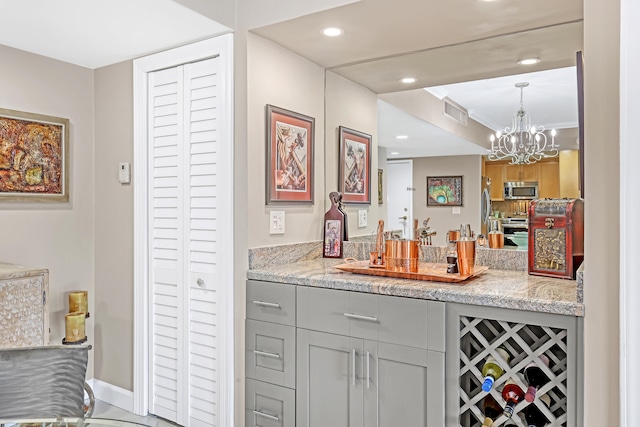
top-left (247, 258), bottom-right (584, 317)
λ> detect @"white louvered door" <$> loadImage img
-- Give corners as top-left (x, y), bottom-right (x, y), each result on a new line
top-left (147, 55), bottom-right (225, 427)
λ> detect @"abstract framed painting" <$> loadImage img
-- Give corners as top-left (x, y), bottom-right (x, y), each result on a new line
top-left (338, 126), bottom-right (371, 205)
top-left (427, 175), bottom-right (463, 207)
top-left (265, 105), bottom-right (314, 204)
top-left (0, 108), bottom-right (69, 202)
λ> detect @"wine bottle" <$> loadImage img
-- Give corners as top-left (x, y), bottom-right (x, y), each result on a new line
top-left (524, 354), bottom-right (550, 402)
top-left (501, 378), bottom-right (525, 418)
top-left (481, 347), bottom-right (511, 392)
top-left (482, 394), bottom-right (502, 427)
top-left (524, 394), bottom-right (551, 426)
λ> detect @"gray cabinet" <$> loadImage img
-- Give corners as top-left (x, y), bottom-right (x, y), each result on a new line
top-left (246, 378), bottom-right (295, 427)
top-left (296, 286), bottom-right (446, 427)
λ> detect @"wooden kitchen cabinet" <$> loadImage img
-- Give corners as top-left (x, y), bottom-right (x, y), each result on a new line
top-left (484, 163), bottom-right (505, 201)
top-left (538, 160), bottom-right (560, 198)
top-left (505, 163), bottom-right (538, 182)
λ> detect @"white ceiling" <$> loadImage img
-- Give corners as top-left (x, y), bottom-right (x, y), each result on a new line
top-left (0, 0), bottom-right (230, 69)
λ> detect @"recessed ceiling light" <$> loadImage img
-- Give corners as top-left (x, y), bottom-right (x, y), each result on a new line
top-left (400, 77), bottom-right (416, 84)
top-left (322, 27), bottom-right (344, 37)
top-left (390, 152), bottom-right (400, 155)
top-left (396, 135), bottom-right (408, 139)
top-left (517, 58), bottom-right (541, 65)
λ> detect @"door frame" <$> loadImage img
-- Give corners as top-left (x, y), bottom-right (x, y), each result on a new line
top-left (132, 34), bottom-right (235, 425)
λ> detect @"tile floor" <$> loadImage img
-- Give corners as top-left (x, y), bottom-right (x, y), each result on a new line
top-left (92, 401), bottom-right (177, 427)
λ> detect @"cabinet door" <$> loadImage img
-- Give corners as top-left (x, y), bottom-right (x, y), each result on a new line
top-left (521, 163), bottom-right (539, 182)
top-left (484, 163), bottom-right (504, 201)
top-left (364, 341), bottom-right (444, 427)
top-left (538, 161), bottom-right (560, 198)
top-left (297, 329), bottom-right (364, 427)
top-left (504, 164), bottom-right (522, 181)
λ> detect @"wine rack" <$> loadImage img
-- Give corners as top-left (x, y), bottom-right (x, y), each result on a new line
top-left (446, 304), bottom-right (581, 427)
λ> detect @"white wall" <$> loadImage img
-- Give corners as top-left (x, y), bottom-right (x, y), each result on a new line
top-left (237, 0), bottom-right (359, 29)
top-left (93, 60), bottom-right (134, 390)
top-left (325, 71), bottom-right (381, 237)
top-left (246, 33), bottom-right (326, 247)
top-left (0, 45), bottom-right (95, 373)
top-left (411, 155), bottom-right (482, 246)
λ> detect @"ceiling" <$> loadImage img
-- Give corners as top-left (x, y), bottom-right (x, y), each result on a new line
top-left (0, 0), bottom-right (583, 158)
top-left (0, 0), bottom-right (229, 69)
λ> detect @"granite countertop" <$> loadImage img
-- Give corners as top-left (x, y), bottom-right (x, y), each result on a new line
top-left (247, 258), bottom-right (584, 317)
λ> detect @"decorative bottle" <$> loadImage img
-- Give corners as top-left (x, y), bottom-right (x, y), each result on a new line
top-left (524, 354), bottom-right (550, 402)
top-left (501, 378), bottom-right (525, 418)
top-left (481, 347), bottom-right (510, 392)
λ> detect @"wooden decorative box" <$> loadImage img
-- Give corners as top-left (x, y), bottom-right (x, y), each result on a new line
top-left (528, 198), bottom-right (584, 279)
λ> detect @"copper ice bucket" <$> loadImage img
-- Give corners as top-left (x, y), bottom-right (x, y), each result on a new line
top-left (385, 239), bottom-right (420, 273)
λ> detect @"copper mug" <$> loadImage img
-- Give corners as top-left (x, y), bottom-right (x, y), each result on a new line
top-left (447, 230), bottom-right (461, 242)
top-left (456, 240), bottom-right (476, 275)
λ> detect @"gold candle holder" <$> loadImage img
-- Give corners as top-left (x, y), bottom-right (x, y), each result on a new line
top-left (64, 312), bottom-right (86, 344)
top-left (69, 290), bottom-right (89, 318)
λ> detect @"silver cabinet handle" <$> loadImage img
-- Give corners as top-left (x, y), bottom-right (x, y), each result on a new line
top-left (366, 350), bottom-right (371, 389)
top-left (344, 312), bottom-right (378, 323)
top-left (253, 410), bottom-right (279, 421)
top-left (352, 348), bottom-right (356, 386)
top-left (253, 349), bottom-right (281, 359)
top-left (252, 300), bottom-right (281, 309)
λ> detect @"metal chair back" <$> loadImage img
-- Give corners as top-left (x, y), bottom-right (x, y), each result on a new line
top-left (0, 345), bottom-right (90, 418)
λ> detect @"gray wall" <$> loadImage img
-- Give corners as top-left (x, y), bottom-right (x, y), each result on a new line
top-left (411, 155), bottom-right (482, 246)
top-left (0, 45), bottom-right (95, 375)
top-left (93, 60), bottom-right (134, 390)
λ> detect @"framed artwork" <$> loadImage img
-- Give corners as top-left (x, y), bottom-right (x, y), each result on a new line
top-left (338, 126), bottom-right (371, 204)
top-left (0, 108), bottom-right (69, 202)
top-left (378, 169), bottom-right (383, 205)
top-left (266, 105), bottom-right (314, 204)
top-left (427, 175), bottom-right (463, 207)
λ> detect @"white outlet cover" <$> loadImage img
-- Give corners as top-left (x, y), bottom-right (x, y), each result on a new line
top-left (270, 211), bottom-right (285, 235)
top-left (358, 210), bottom-right (367, 228)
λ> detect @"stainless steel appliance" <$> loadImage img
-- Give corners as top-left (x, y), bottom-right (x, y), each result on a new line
top-left (504, 181), bottom-right (539, 200)
top-left (480, 176), bottom-right (491, 235)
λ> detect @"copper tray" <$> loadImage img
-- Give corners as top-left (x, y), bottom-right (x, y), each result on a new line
top-left (334, 260), bottom-right (488, 283)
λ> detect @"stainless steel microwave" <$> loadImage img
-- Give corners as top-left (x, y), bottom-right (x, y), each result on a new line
top-left (504, 181), bottom-right (539, 200)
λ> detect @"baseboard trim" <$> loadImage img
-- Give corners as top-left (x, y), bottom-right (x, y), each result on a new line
top-left (88, 378), bottom-right (134, 413)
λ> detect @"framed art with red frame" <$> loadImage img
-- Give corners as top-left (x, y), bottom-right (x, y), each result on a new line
top-left (338, 126), bottom-right (371, 205)
top-left (266, 105), bottom-right (315, 204)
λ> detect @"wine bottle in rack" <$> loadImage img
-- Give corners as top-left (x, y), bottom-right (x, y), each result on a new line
top-left (524, 393), bottom-right (551, 426)
top-left (524, 354), bottom-right (550, 402)
top-left (481, 347), bottom-right (511, 392)
top-left (501, 378), bottom-right (525, 418)
top-left (481, 394), bottom-right (502, 427)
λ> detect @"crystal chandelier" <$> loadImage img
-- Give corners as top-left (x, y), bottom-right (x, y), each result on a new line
top-left (488, 82), bottom-right (558, 165)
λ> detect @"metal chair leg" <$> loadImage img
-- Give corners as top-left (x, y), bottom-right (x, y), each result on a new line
top-left (83, 381), bottom-right (95, 418)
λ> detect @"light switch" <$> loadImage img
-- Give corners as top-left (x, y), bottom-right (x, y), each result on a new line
top-left (118, 162), bottom-right (131, 184)
top-left (452, 207), bottom-right (461, 215)
top-left (358, 210), bottom-right (367, 228)
top-left (270, 211), bottom-right (285, 235)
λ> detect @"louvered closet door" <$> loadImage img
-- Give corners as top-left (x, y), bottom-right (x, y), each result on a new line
top-left (148, 56), bottom-right (221, 426)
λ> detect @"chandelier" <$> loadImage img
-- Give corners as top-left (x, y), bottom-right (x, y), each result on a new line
top-left (488, 82), bottom-right (558, 165)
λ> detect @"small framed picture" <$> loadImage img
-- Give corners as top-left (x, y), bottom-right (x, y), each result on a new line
top-left (338, 126), bottom-right (372, 204)
top-left (266, 105), bottom-right (314, 204)
top-left (378, 169), bottom-right (383, 205)
top-left (427, 176), bottom-right (463, 207)
top-left (323, 218), bottom-right (343, 258)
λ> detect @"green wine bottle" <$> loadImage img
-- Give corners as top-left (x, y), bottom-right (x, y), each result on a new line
top-left (481, 347), bottom-right (511, 392)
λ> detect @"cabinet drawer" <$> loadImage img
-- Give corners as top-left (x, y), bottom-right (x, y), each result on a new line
top-left (246, 319), bottom-right (296, 388)
top-left (247, 280), bottom-right (296, 326)
top-left (298, 287), bottom-right (445, 351)
top-left (246, 379), bottom-right (295, 427)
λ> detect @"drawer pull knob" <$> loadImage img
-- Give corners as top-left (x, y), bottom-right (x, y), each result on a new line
top-left (252, 300), bottom-right (281, 309)
top-left (344, 312), bottom-right (379, 323)
top-left (253, 349), bottom-right (281, 359)
top-left (253, 410), bottom-right (280, 421)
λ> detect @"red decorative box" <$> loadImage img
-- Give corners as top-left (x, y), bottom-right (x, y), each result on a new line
top-left (528, 199), bottom-right (584, 279)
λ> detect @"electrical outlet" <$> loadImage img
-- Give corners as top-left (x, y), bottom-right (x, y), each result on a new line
top-left (358, 210), bottom-right (367, 228)
top-left (270, 211), bottom-right (285, 235)
top-left (452, 207), bottom-right (461, 215)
